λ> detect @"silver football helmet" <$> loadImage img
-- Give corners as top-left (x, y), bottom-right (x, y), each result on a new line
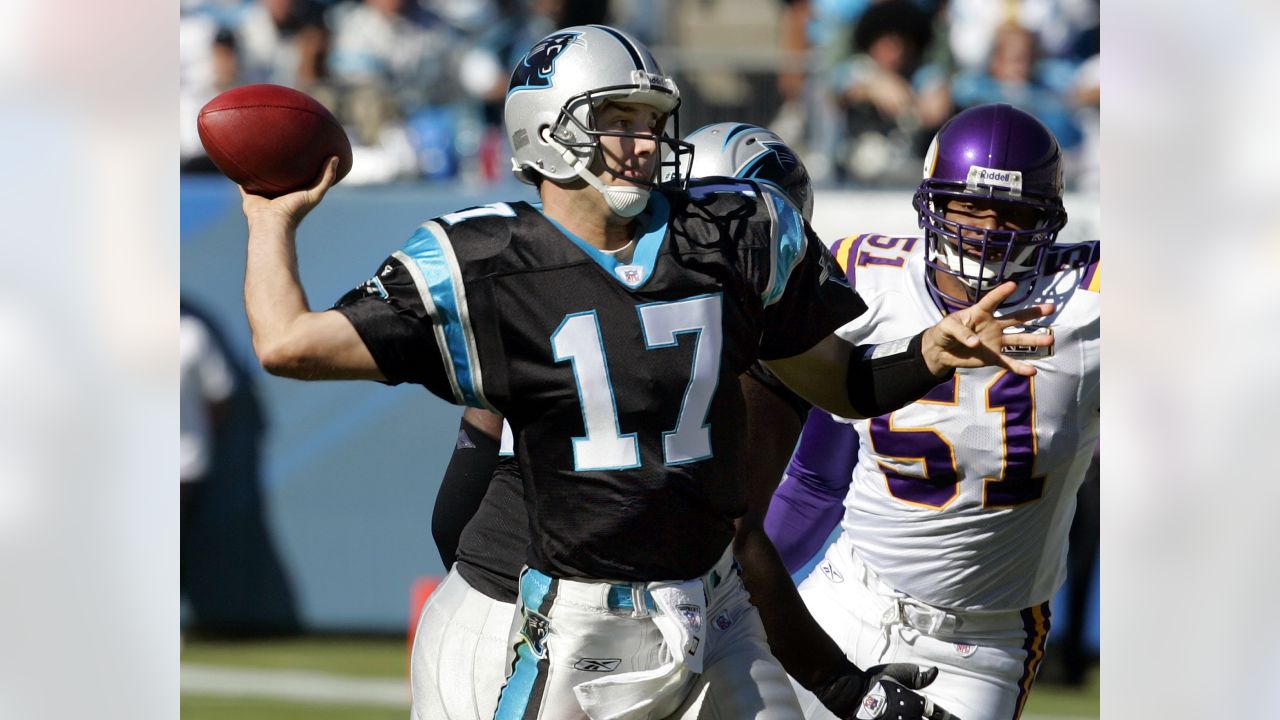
top-left (504, 25), bottom-right (693, 217)
top-left (678, 122), bottom-right (814, 221)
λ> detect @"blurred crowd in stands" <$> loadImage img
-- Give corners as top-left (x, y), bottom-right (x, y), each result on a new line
top-left (180, 0), bottom-right (1099, 192)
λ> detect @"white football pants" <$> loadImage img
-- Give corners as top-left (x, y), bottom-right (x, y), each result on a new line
top-left (494, 546), bottom-right (803, 720)
top-left (411, 568), bottom-right (518, 720)
top-left (791, 534), bottom-right (1051, 720)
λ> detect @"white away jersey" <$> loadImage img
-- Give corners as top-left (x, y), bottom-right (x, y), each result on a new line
top-left (826, 233), bottom-right (1100, 611)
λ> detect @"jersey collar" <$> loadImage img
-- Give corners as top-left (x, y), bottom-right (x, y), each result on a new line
top-left (535, 193), bottom-right (669, 290)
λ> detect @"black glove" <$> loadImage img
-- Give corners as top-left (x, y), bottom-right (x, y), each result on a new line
top-left (815, 661), bottom-right (961, 720)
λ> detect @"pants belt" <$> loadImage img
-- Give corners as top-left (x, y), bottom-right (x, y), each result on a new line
top-left (842, 540), bottom-right (1033, 636)
top-left (535, 546), bottom-right (738, 616)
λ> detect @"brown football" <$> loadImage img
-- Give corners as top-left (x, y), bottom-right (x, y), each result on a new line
top-left (197, 84), bottom-right (353, 197)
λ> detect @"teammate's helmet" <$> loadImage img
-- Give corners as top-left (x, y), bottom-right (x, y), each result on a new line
top-left (680, 122), bottom-right (814, 221)
top-left (913, 103), bottom-right (1068, 307)
top-left (504, 25), bottom-right (693, 207)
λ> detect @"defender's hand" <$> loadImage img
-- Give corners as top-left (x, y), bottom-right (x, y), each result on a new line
top-left (240, 156), bottom-right (340, 232)
top-left (922, 281), bottom-right (1054, 378)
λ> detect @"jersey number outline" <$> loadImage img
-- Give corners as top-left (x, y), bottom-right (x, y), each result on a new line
top-left (440, 202), bottom-right (516, 225)
top-left (868, 371), bottom-right (1043, 509)
top-left (856, 235), bottom-right (918, 269)
top-left (551, 294), bottom-right (723, 471)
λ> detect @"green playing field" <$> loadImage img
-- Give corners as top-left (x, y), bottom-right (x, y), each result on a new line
top-left (180, 636), bottom-right (1098, 719)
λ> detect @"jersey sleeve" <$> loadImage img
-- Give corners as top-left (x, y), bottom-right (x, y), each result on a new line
top-left (764, 409), bottom-right (859, 573)
top-left (754, 185), bottom-right (868, 360)
top-left (332, 253), bottom-right (456, 402)
top-left (335, 217), bottom-right (505, 410)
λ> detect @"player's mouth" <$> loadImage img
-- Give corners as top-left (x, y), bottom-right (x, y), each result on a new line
top-left (613, 167), bottom-right (652, 185)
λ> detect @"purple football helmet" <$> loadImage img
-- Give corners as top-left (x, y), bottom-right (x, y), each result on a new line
top-left (913, 103), bottom-right (1068, 308)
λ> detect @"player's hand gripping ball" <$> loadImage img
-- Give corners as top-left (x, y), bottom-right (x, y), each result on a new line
top-left (197, 83), bottom-right (353, 198)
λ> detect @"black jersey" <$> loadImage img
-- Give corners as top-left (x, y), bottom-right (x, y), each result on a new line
top-left (335, 180), bottom-right (865, 581)
top-left (453, 455), bottom-right (525, 603)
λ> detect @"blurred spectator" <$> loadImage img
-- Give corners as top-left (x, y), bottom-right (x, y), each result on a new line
top-left (180, 300), bottom-right (299, 636)
top-left (426, 0), bottom-right (502, 35)
top-left (1069, 51), bottom-right (1099, 191)
top-left (327, 0), bottom-right (458, 113)
top-left (949, 21), bottom-right (1081, 151)
top-left (180, 302), bottom-right (236, 618)
top-left (449, 0), bottom-right (573, 184)
top-left (181, 0), bottom-right (254, 28)
top-left (769, 0), bottom-right (812, 150)
top-left (180, 303), bottom-right (236, 549)
top-left (829, 0), bottom-right (950, 184)
top-left (180, 23), bottom-right (242, 171)
top-left (766, 0), bottom-right (871, 183)
top-left (238, 0), bottom-right (330, 89)
top-left (611, 0), bottom-right (662, 44)
top-left (946, 0), bottom-right (1098, 71)
top-left (326, 0), bottom-right (460, 183)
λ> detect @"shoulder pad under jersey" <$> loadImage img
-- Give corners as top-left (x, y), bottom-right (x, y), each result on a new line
top-left (828, 233), bottom-right (925, 287)
top-left (1043, 239), bottom-right (1100, 292)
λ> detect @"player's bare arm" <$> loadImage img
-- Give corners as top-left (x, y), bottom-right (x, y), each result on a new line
top-left (462, 408), bottom-right (504, 438)
top-left (240, 157), bottom-right (384, 380)
top-left (736, 373), bottom-right (958, 720)
top-left (765, 279), bottom-right (1054, 419)
top-left (733, 373), bottom-right (828, 685)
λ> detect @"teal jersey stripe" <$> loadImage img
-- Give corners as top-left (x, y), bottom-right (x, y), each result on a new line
top-left (760, 184), bottom-right (809, 307)
top-left (397, 222), bottom-right (486, 407)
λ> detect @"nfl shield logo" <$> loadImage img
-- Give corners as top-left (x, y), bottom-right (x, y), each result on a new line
top-left (675, 604), bottom-right (702, 632)
top-left (855, 684), bottom-right (888, 719)
top-left (616, 264), bottom-right (644, 286)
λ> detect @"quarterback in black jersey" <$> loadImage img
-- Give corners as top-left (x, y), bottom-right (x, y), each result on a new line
top-left (238, 24), bottom-right (1049, 720)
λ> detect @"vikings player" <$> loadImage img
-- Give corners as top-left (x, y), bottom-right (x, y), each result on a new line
top-left (766, 103), bottom-right (1099, 720)
top-left (237, 21), bottom-right (1050, 718)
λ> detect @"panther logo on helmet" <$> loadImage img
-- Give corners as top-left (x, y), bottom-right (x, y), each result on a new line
top-left (503, 25), bottom-right (693, 217)
top-left (509, 32), bottom-right (581, 94)
top-left (680, 122), bottom-right (815, 222)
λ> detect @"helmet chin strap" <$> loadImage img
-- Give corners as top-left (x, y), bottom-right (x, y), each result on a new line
top-left (544, 129), bottom-right (650, 218)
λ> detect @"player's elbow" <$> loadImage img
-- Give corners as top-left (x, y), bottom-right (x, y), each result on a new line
top-left (255, 339), bottom-right (313, 378)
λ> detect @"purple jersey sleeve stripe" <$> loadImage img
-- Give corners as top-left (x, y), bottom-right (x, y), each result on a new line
top-left (764, 409), bottom-right (861, 573)
top-left (1079, 258), bottom-right (1100, 291)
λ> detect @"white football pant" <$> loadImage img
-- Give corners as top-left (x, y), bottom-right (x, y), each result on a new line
top-left (791, 535), bottom-right (1051, 720)
top-left (495, 547), bottom-right (803, 720)
top-left (411, 568), bottom-right (518, 720)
